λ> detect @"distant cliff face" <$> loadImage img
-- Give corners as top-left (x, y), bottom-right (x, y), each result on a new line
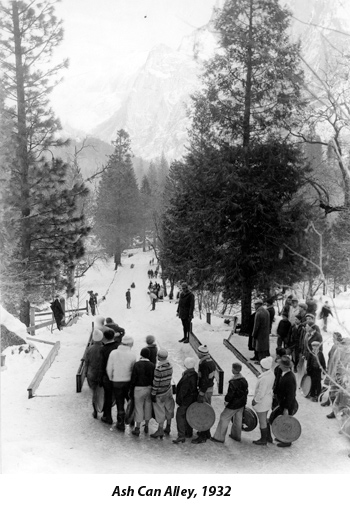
top-left (88, 0), bottom-right (350, 163)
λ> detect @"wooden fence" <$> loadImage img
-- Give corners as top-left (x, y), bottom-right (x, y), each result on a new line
top-left (188, 330), bottom-right (224, 394)
top-left (27, 340), bottom-right (60, 399)
top-left (28, 300), bottom-right (89, 335)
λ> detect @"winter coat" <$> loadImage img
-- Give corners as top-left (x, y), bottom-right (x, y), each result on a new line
top-left (277, 318), bottom-right (291, 339)
top-left (106, 345), bottom-right (136, 383)
top-left (288, 324), bottom-right (303, 350)
top-left (105, 322), bottom-right (125, 343)
top-left (307, 350), bottom-right (326, 374)
top-left (152, 360), bottom-right (173, 396)
top-left (50, 299), bottom-right (64, 328)
top-left (252, 306), bottom-right (270, 352)
top-left (248, 312), bottom-right (256, 351)
top-left (320, 305), bottom-right (332, 318)
top-left (252, 369), bottom-right (274, 413)
top-left (303, 330), bottom-right (323, 356)
top-left (275, 370), bottom-right (296, 414)
top-left (175, 368), bottom-right (198, 407)
top-left (306, 299), bottom-right (317, 315)
top-left (198, 355), bottom-right (216, 395)
top-left (85, 341), bottom-right (103, 388)
top-left (146, 343), bottom-right (158, 366)
top-left (177, 290), bottom-right (195, 320)
top-left (99, 339), bottom-right (120, 381)
top-left (266, 306), bottom-right (275, 332)
top-left (129, 358), bottom-right (155, 394)
top-left (224, 374), bottom-right (248, 410)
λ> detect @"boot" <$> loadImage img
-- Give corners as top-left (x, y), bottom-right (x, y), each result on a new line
top-left (327, 411), bottom-right (336, 419)
top-left (253, 428), bottom-right (268, 446)
top-left (150, 426), bottom-right (164, 439)
top-left (266, 424), bottom-right (273, 443)
top-left (172, 437), bottom-right (185, 444)
top-left (132, 427), bottom-right (140, 436)
top-left (116, 413), bottom-right (125, 431)
top-left (164, 422), bottom-right (171, 435)
top-left (92, 404), bottom-right (98, 419)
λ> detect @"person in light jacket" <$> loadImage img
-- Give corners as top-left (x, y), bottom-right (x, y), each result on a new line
top-left (252, 356), bottom-right (275, 445)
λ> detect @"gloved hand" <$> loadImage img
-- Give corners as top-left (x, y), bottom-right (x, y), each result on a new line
top-left (151, 394), bottom-right (157, 403)
top-left (197, 395), bottom-right (205, 403)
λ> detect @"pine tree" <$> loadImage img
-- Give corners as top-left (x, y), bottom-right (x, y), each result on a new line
top-left (0, 1), bottom-right (90, 325)
top-left (140, 175), bottom-right (153, 252)
top-left (94, 130), bottom-right (141, 268)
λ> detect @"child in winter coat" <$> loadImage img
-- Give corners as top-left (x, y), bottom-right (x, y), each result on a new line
top-left (307, 341), bottom-right (326, 401)
top-left (276, 314), bottom-right (292, 349)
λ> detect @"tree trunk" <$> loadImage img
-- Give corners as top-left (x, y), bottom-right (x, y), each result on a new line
top-left (240, 277), bottom-right (252, 334)
top-left (242, 0), bottom-right (253, 148)
top-left (162, 277), bottom-right (167, 297)
top-left (19, 298), bottom-right (30, 327)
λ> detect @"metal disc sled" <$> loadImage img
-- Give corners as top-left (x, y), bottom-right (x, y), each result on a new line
top-left (241, 407), bottom-right (258, 432)
top-left (271, 415), bottom-right (302, 443)
top-left (300, 375), bottom-right (312, 397)
top-left (268, 400), bottom-right (298, 425)
top-left (186, 402), bottom-right (216, 431)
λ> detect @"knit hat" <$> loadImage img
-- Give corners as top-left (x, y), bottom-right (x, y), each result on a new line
top-left (95, 315), bottom-right (105, 327)
top-left (260, 356), bottom-right (273, 370)
top-left (184, 357), bottom-right (196, 369)
top-left (311, 341), bottom-right (321, 347)
top-left (105, 317), bottom-right (113, 324)
top-left (146, 335), bottom-right (155, 345)
top-left (198, 345), bottom-right (209, 355)
top-left (121, 335), bottom-right (134, 346)
top-left (305, 313), bottom-right (315, 320)
top-left (92, 328), bottom-right (103, 342)
top-left (140, 347), bottom-right (150, 359)
top-left (157, 349), bottom-right (168, 360)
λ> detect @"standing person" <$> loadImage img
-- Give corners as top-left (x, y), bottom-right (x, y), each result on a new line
top-left (177, 282), bottom-right (195, 343)
top-left (323, 332), bottom-right (344, 413)
top-left (281, 295), bottom-right (293, 317)
top-left (248, 311), bottom-right (257, 360)
top-left (303, 321), bottom-right (323, 356)
top-left (288, 298), bottom-right (299, 326)
top-left (88, 290), bottom-right (97, 316)
top-left (276, 313), bottom-right (292, 350)
top-left (192, 345), bottom-right (216, 444)
top-left (252, 356), bottom-right (275, 445)
top-left (99, 329), bottom-right (119, 425)
top-left (50, 296), bottom-right (65, 330)
top-left (150, 349), bottom-right (175, 439)
top-left (145, 335), bottom-right (158, 365)
top-left (273, 355), bottom-right (297, 448)
top-left (149, 289), bottom-right (157, 311)
top-left (125, 289), bottom-right (131, 309)
top-left (266, 299), bottom-right (275, 334)
top-left (320, 301), bottom-right (333, 332)
top-left (129, 348), bottom-right (155, 436)
top-left (211, 362), bottom-right (248, 444)
top-left (252, 299), bottom-right (270, 361)
top-left (172, 357), bottom-right (198, 444)
top-left (306, 295), bottom-right (317, 316)
top-left (307, 341), bottom-right (326, 402)
top-left (85, 329), bottom-right (104, 419)
top-left (288, 315), bottom-right (303, 370)
top-left (106, 336), bottom-right (137, 431)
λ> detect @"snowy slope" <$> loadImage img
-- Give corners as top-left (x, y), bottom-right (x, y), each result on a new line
top-left (1, 248), bottom-right (350, 476)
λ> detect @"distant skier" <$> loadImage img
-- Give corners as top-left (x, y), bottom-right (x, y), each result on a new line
top-left (126, 288), bottom-right (131, 309)
top-left (320, 301), bottom-right (333, 332)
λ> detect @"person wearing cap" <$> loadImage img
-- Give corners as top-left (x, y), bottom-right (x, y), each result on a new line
top-left (177, 282), bottom-right (195, 343)
top-left (288, 314), bottom-right (303, 371)
top-left (99, 329), bottom-right (120, 424)
top-left (150, 349), bottom-right (175, 439)
top-left (276, 312), bottom-right (291, 350)
top-left (172, 358), bottom-right (198, 444)
top-left (252, 356), bottom-right (275, 445)
top-left (252, 298), bottom-right (270, 362)
top-left (125, 288), bottom-right (131, 309)
top-left (281, 295), bottom-right (293, 318)
top-left (106, 336), bottom-right (137, 431)
top-left (85, 329), bottom-right (104, 419)
top-left (211, 362), bottom-right (248, 444)
top-left (192, 345), bottom-right (216, 444)
top-left (303, 320), bottom-right (323, 357)
top-left (273, 355), bottom-right (297, 448)
top-left (145, 335), bottom-right (158, 365)
top-left (129, 348), bottom-right (155, 436)
top-left (105, 317), bottom-right (125, 344)
top-left (306, 341), bottom-right (326, 401)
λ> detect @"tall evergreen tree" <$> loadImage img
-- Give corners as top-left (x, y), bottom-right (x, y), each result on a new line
top-left (94, 130), bottom-right (140, 268)
top-left (0, 1), bottom-right (90, 325)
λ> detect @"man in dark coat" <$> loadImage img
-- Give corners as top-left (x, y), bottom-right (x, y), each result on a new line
top-left (99, 329), bottom-right (121, 424)
top-left (177, 282), bottom-right (195, 343)
top-left (307, 341), bottom-right (326, 401)
top-left (273, 355), bottom-right (297, 448)
top-left (172, 357), bottom-right (198, 444)
top-left (192, 345), bottom-right (216, 444)
top-left (252, 299), bottom-right (270, 361)
top-left (50, 296), bottom-right (65, 330)
top-left (105, 317), bottom-right (125, 344)
top-left (88, 291), bottom-right (97, 316)
top-left (125, 289), bottom-right (131, 309)
top-left (266, 299), bottom-right (275, 334)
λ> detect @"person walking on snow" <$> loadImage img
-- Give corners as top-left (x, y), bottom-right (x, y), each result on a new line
top-left (251, 356), bottom-right (275, 445)
top-left (177, 282), bottom-right (195, 343)
top-left (126, 289), bottom-right (131, 309)
top-left (172, 357), bottom-right (198, 444)
top-left (150, 349), bottom-right (175, 439)
top-left (192, 345), bottom-right (216, 444)
top-left (106, 336), bottom-right (137, 431)
top-left (211, 362), bottom-right (248, 444)
top-left (320, 301), bottom-right (333, 332)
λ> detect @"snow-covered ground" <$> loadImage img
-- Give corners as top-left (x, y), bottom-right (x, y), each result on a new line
top-left (1, 249), bottom-right (350, 508)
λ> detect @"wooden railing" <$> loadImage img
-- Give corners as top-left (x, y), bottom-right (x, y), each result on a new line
top-left (27, 340), bottom-right (60, 399)
top-left (27, 300), bottom-right (89, 335)
top-left (223, 338), bottom-right (261, 378)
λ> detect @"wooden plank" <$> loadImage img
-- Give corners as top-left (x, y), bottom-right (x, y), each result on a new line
top-left (27, 341), bottom-right (60, 399)
top-left (223, 338), bottom-right (261, 378)
top-left (27, 336), bottom-right (55, 345)
top-left (188, 331), bottom-right (224, 394)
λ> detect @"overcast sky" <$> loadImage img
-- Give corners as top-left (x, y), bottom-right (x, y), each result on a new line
top-left (51, 0), bottom-right (220, 128)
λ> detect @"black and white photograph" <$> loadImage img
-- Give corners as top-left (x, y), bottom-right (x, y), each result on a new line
top-left (1, 0), bottom-right (350, 504)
